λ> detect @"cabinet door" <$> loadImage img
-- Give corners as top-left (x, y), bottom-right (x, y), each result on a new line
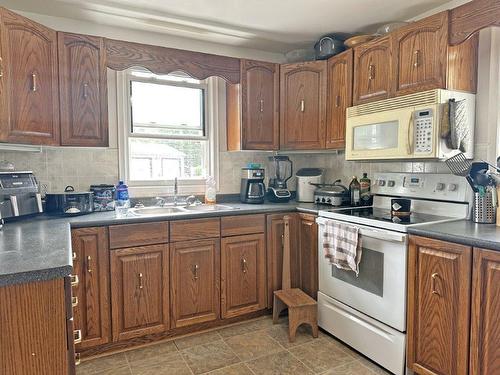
top-left (393, 12), bottom-right (448, 96)
top-left (110, 244), bottom-right (169, 341)
top-left (71, 227), bottom-right (110, 349)
top-left (298, 213), bottom-right (318, 299)
top-left (58, 32), bottom-right (108, 146)
top-left (470, 248), bottom-right (500, 375)
top-left (221, 233), bottom-right (266, 318)
top-left (0, 8), bottom-right (59, 145)
top-left (280, 61), bottom-right (327, 150)
top-left (241, 59), bottom-right (279, 150)
top-left (326, 50), bottom-right (353, 149)
top-left (266, 213), bottom-right (299, 307)
top-left (407, 236), bottom-right (471, 375)
top-left (170, 239), bottom-right (220, 328)
top-left (353, 36), bottom-right (392, 105)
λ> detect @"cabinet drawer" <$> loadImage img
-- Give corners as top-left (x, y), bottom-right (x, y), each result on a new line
top-left (109, 222), bottom-right (169, 249)
top-left (221, 214), bottom-right (265, 237)
top-left (170, 218), bottom-right (220, 242)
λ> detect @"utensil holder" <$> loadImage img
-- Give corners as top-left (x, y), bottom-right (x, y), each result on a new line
top-left (473, 191), bottom-right (496, 224)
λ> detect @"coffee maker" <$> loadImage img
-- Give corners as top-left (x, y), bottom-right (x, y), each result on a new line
top-left (240, 168), bottom-right (265, 204)
top-left (0, 171), bottom-right (43, 224)
top-left (267, 155), bottom-right (293, 202)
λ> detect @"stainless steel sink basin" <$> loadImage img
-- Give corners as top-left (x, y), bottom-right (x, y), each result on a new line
top-left (184, 204), bottom-right (237, 212)
top-left (129, 206), bottom-right (187, 216)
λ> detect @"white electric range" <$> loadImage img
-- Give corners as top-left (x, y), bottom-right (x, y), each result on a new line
top-left (316, 173), bottom-right (470, 375)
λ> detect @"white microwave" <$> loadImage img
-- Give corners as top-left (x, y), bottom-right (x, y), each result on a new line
top-left (345, 89), bottom-right (476, 161)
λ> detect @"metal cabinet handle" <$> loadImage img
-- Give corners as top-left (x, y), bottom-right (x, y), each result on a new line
top-left (241, 258), bottom-right (248, 273)
top-left (138, 272), bottom-right (144, 289)
top-left (86, 256), bottom-right (92, 273)
top-left (300, 100), bottom-right (305, 112)
top-left (71, 296), bottom-right (78, 308)
top-left (0, 57), bottom-right (3, 78)
top-left (281, 234), bottom-right (284, 249)
top-left (431, 273), bottom-right (440, 295)
top-left (72, 252), bottom-right (77, 261)
top-left (70, 274), bottom-right (79, 288)
top-left (413, 50), bottom-right (421, 68)
top-left (75, 353), bottom-right (81, 366)
top-left (31, 73), bottom-right (37, 92)
top-left (83, 83), bottom-right (89, 99)
top-left (368, 64), bottom-right (375, 80)
top-left (335, 95), bottom-right (341, 108)
top-left (193, 264), bottom-right (199, 280)
top-left (73, 329), bottom-right (82, 345)
top-left (259, 99), bottom-right (264, 113)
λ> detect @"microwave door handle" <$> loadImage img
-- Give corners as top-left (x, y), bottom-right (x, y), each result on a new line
top-left (407, 112), bottom-right (414, 155)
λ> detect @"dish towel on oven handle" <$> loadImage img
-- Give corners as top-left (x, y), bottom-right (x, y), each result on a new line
top-left (322, 220), bottom-right (362, 276)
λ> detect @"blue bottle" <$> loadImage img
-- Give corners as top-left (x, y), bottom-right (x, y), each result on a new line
top-left (115, 180), bottom-right (130, 218)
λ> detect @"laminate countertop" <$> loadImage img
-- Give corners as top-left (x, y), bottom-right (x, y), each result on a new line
top-left (408, 220), bottom-right (500, 251)
top-left (0, 202), bottom-right (320, 287)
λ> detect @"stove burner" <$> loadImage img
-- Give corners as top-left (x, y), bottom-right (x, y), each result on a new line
top-left (329, 207), bottom-right (452, 225)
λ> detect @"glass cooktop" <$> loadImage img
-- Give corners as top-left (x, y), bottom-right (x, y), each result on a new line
top-left (328, 207), bottom-right (453, 225)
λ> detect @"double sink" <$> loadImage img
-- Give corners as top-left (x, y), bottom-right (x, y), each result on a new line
top-left (130, 204), bottom-right (237, 217)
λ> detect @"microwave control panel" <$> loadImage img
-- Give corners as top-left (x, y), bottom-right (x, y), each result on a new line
top-left (414, 109), bottom-right (433, 154)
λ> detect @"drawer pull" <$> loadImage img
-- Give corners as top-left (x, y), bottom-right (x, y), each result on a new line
top-left (31, 73), bottom-right (37, 92)
top-left (72, 296), bottom-right (78, 308)
top-left (300, 99), bottom-right (305, 112)
top-left (72, 252), bottom-right (77, 261)
top-left (259, 99), bottom-right (264, 112)
top-left (83, 83), bottom-right (89, 99)
top-left (0, 56), bottom-right (3, 78)
top-left (138, 272), bottom-right (144, 289)
top-left (75, 353), bottom-right (81, 366)
top-left (241, 258), bottom-right (248, 273)
top-left (413, 50), bottom-right (421, 68)
top-left (70, 274), bottom-right (79, 288)
top-left (368, 64), bottom-right (375, 80)
top-left (431, 273), bottom-right (440, 296)
top-left (73, 329), bottom-right (82, 344)
top-left (193, 264), bottom-right (199, 280)
top-left (86, 255), bottom-right (92, 273)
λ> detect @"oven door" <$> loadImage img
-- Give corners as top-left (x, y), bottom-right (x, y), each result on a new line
top-left (317, 217), bottom-right (407, 331)
top-left (345, 107), bottom-right (414, 160)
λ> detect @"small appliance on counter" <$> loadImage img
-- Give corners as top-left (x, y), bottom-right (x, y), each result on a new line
top-left (240, 168), bottom-right (265, 204)
top-left (0, 171), bottom-right (43, 224)
top-left (267, 155), bottom-right (292, 202)
top-left (90, 184), bottom-right (116, 211)
top-left (313, 180), bottom-right (350, 206)
top-left (296, 168), bottom-right (324, 202)
top-left (45, 186), bottom-right (94, 216)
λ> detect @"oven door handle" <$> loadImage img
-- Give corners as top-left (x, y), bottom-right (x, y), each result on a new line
top-left (316, 217), bottom-right (407, 243)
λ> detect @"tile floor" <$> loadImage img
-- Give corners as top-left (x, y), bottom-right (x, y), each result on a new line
top-left (76, 315), bottom-right (391, 375)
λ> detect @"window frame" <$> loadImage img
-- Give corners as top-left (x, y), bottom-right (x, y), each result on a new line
top-left (117, 69), bottom-right (219, 196)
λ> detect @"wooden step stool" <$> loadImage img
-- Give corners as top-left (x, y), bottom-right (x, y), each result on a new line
top-left (272, 215), bottom-right (318, 342)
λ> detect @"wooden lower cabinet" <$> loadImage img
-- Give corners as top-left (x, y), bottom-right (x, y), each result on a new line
top-left (407, 236), bottom-right (472, 375)
top-left (71, 227), bottom-right (110, 348)
top-left (221, 233), bottom-right (266, 318)
top-left (170, 239), bottom-right (220, 328)
top-left (0, 279), bottom-right (71, 374)
top-left (470, 248), bottom-right (500, 375)
top-left (110, 244), bottom-right (169, 341)
top-left (297, 213), bottom-right (318, 299)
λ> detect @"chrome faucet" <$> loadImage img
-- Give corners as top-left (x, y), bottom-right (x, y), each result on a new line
top-left (173, 177), bottom-right (178, 205)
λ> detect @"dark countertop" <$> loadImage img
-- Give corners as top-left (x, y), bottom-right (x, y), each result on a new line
top-left (0, 201), bottom-right (321, 287)
top-left (408, 220), bottom-right (500, 251)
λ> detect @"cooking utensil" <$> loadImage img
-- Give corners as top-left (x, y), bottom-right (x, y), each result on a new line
top-left (314, 34), bottom-right (346, 60)
top-left (474, 169), bottom-right (492, 187)
top-left (480, 159), bottom-right (500, 172)
top-left (445, 153), bottom-right (477, 192)
top-left (344, 35), bottom-right (376, 48)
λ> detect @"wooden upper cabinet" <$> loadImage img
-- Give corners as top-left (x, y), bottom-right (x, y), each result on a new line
top-left (221, 233), bottom-right (266, 318)
top-left (407, 236), bottom-right (472, 375)
top-left (0, 7), bottom-right (59, 145)
top-left (353, 36), bottom-right (392, 105)
top-left (71, 227), bottom-right (110, 349)
top-left (110, 244), bottom-right (169, 341)
top-left (393, 12), bottom-right (448, 96)
top-left (241, 59), bottom-right (279, 150)
top-left (170, 238), bottom-right (220, 328)
top-left (326, 50), bottom-right (353, 149)
top-left (280, 61), bottom-right (327, 150)
top-left (58, 32), bottom-right (108, 146)
top-left (470, 248), bottom-right (500, 375)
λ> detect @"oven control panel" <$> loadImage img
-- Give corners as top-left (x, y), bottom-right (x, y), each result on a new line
top-left (372, 173), bottom-right (468, 203)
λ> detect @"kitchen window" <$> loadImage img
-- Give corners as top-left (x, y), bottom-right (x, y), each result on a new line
top-left (117, 70), bottom-right (219, 195)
